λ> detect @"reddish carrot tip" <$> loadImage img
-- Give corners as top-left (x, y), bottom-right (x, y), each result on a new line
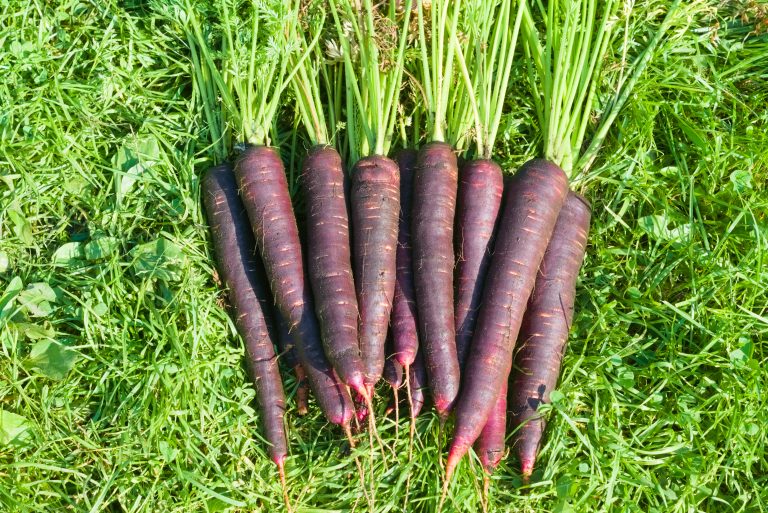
top-left (520, 459), bottom-right (534, 479)
top-left (434, 398), bottom-right (453, 422)
top-left (330, 409), bottom-right (354, 427)
top-left (276, 458), bottom-right (292, 512)
top-left (395, 354), bottom-right (415, 368)
top-left (348, 376), bottom-right (368, 398)
top-left (444, 445), bottom-right (465, 484)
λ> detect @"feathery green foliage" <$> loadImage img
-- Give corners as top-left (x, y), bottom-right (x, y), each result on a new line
top-left (523, 0), bottom-right (683, 177)
top-left (0, 0), bottom-right (766, 511)
top-left (329, 0), bottom-right (412, 161)
top-left (185, 0), bottom-right (299, 147)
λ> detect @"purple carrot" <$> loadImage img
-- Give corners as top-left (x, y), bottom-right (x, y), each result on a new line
top-left (235, 145), bottom-right (354, 428)
top-left (411, 141), bottom-right (461, 419)
top-left (446, 159), bottom-right (569, 480)
top-left (509, 192), bottom-right (591, 477)
top-left (350, 155), bottom-right (400, 391)
top-left (391, 149), bottom-right (420, 368)
top-left (454, 159), bottom-right (504, 369)
top-left (202, 163), bottom-right (287, 479)
top-left (302, 145), bottom-right (367, 396)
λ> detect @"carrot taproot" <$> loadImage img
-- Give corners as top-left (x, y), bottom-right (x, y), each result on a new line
top-left (201, 162), bottom-right (288, 476)
top-left (411, 141), bottom-right (461, 419)
top-left (391, 148), bottom-right (420, 369)
top-left (445, 159), bottom-right (569, 480)
top-left (509, 192), bottom-right (591, 477)
top-left (350, 155), bottom-right (400, 390)
top-left (235, 145), bottom-right (354, 427)
top-left (384, 338), bottom-right (405, 390)
top-left (384, 335), bottom-right (404, 426)
top-left (302, 145), bottom-right (367, 396)
top-left (454, 159), bottom-right (504, 369)
top-left (273, 307), bottom-right (309, 416)
top-left (474, 381), bottom-right (508, 473)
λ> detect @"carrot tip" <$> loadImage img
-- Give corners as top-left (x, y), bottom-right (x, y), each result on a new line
top-left (348, 376), bottom-right (368, 398)
top-left (276, 459), bottom-right (293, 513)
top-left (520, 458), bottom-right (534, 479)
top-left (434, 398), bottom-right (453, 423)
top-left (444, 449), bottom-right (462, 484)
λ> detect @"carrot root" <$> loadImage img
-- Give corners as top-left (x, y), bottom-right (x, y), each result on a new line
top-left (235, 145), bottom-right (354, 427)
top-left (350, 155), bottom-right (400, 388)
top-left (448, 159), bottom-right (569, 472)
top-left (412, 142), bottom-right (461, 418)
top-left (203, 162), bottom-right (288, 472)
top-left (303, 145), bottom-right (366, 396)
top-left (509, 192), bottom-right (591, 476)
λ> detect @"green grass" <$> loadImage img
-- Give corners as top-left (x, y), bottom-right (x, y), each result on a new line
top-left (1, 1), bottom-right (766, 511)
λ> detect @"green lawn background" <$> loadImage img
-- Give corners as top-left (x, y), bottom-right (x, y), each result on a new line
top-left (1, 1), bottom-right (766, 512)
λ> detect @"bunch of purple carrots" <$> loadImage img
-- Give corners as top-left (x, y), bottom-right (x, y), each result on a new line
top-left (184, 0), bottom-right (681, 506)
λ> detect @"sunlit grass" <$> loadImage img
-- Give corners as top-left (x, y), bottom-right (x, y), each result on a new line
top-left (0, 1), bottom-right (766, 512)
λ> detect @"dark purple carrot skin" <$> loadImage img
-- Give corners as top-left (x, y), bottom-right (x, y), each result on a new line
top-left (273, 305), bottom-right (300, 369)
top-left (408, 349), bottom-right (428, 417)
top-left (411, 141), bottom-right (461, 418)
top-left (202, 163), bottom-right (287, 468)
top-left (235, 145), bottom-right (354, 427)
top-left (273, 307), bottom-right (310, 415)
top-left (509, 192), bottom-right (591, 477)
top-left (454, 159), bottom-right (504, 369)
top-left (446, 159), bottom-right (569, 477)
top-left (384, 357), bottom-right (404, 389)
top-left (474, 380), bottom-right (508, 473)
top-left (302, 145), bottom-right (366, 395)
top-left (391, 149), bottom-right (420, 368)
top-left (350, 155), bottom-right (400, 388)
top-left (384, 334), bottom-right (404, 389)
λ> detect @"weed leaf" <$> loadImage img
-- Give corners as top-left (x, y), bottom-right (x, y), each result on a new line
top-left (130, 238), bottom-right (185, 282)
top-left (52, 242), bottom-right (84, 266)
top-left (17, 282), bottom-right (57, 318)
top-left (0, 409), bottom-right (30, 445)
top-left (25, 339), bottom-right (78, 380)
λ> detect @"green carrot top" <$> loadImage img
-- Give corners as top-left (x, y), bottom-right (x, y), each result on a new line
top-left (290, 4), bottom-right (345, 149)
top-left (522, 0), bottom-right (683, 178)
top-left (185, 0), bottom-right (301, 156)
top-left (329, 0), bottom-right (413, 163)
top-left (412, 0), bottom-right (464, 146)
top-left (451, 0), bottom-right (526, 159)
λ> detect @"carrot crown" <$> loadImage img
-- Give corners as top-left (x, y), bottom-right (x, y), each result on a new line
top-left (329, 0), bottom-right (413, 163)
top-left (184, 0), bottom-right (301, 149)
top-left (523, 0), bottom-right (683, 178)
